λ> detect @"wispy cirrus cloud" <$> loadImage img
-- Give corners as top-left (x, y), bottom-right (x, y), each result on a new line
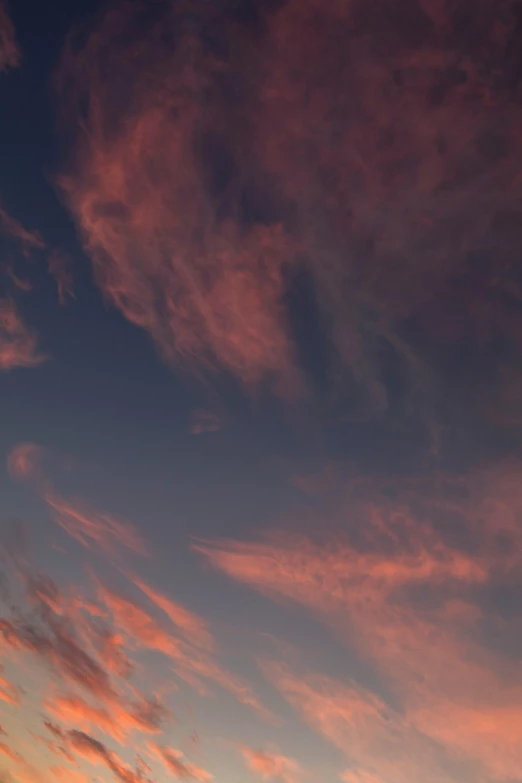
top-left (55, 0), bottom-right (522, 447)
top-left (7, 442), bottom-right (147, 558)
top-left (196, 469), bottom-right (522, 781)
top-left (262, 662), bottom-right (454, 783)
top-left (45, 493), bottom-right (148, 558)
top-left (130, 575), bottom-right (215, 652)
top-left (93, 573), bottom-right (268, 716)
top-left (148, 743), bottom-right (213, 782)
top-left (240, 746), bottom-right (302, 783)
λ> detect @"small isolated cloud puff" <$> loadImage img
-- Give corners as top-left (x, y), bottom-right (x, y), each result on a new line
top-left (0, 300), bottom-right (46, 371)
top-left (240, 746), bottom-right (302, 783)
top-left (0, 2), bottom-right (19, 71)
top-left (7, 442), bottom-right (45, 481)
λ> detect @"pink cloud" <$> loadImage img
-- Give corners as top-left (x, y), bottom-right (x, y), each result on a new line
top-left (0, 300), bottom-right (46, 371)
top-left (56, 1), bottom-right (305, 399)
top-left (45, 492), bottom-right (147, 558)
top-left (93, 574), bottom-right (268, 716)
top-left (196, 469), bottom-right (522, 780)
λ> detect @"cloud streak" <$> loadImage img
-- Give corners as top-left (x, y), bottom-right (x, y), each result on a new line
top-left (7, 442), bottom-right (147, 558)
top-left (149, 743), bottom-right (213, 782)
top-left (196, 469), bottom-right (522, 780)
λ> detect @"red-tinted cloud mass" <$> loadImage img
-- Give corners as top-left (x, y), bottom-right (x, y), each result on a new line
top-left (56, 0), bottom-right (522, 441)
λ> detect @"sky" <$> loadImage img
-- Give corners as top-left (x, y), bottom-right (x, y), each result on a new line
top-left (0, 0), bottom-right (522, 781)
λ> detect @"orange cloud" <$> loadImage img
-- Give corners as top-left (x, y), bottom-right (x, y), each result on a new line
top-left (131, 576), bottom-right (215, 651)
top-left (340, 771), bottom-right (386, 783)
top-left (93, 574), bottom-right (267, 716)
top-left (45, 692), bottom-right (168, 746)
top-left (0, 300), bottom-right (46, 371)
top-left (0, 671), bottom-right (23, 707)
top-left (0, 2), bottom-right (19, 71)
top-left (240, 746), bottom-right (301, 783)
top-left (149, 743), bottom-right (213, 782)
top-left (196, 469), bottom-right (522, 781)
top-left (0, 741), bottom-right (21, 763)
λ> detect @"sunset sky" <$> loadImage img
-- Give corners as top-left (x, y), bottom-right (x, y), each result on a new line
top-left (1, 1), bottom-right (522, 782)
